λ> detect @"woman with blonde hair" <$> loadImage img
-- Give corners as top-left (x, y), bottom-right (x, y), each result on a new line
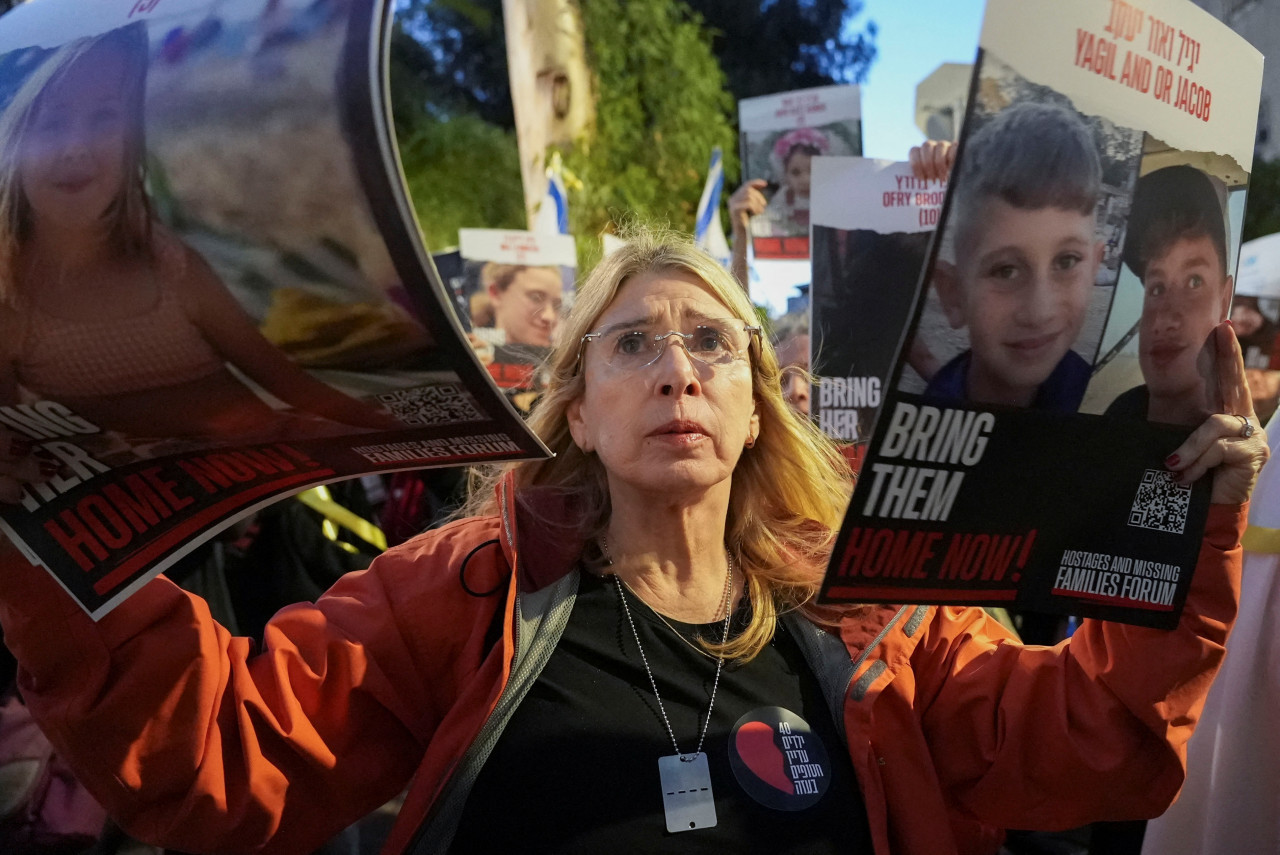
top-left (0, 225), bottom-right (1268, 854)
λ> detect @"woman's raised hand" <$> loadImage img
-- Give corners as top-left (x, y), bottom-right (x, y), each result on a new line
top-left (1164, 322), bottom-right (1270, 504)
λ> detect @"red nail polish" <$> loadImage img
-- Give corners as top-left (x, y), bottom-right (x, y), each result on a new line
top-left (1225, 318), bottom-right (1234, 328)
top-left (1165, 453), bottom-right (1180, 467)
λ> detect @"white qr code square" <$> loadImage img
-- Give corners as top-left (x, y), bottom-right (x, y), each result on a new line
top-left (378, 383), bottom-right (484, 426)
top-left (1128, 469), bottom-right (1192, 534)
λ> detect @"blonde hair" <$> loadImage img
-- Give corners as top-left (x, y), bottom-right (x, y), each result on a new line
top-left (466, 226), bottom-right (854, 660)
top-left (0, 23), bottom-right (153, 306)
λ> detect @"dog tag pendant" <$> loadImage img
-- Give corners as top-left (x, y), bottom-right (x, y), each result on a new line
top-left (658, 752), bottom-right (717, 832)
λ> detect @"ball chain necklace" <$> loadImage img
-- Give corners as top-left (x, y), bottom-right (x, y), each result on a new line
top-left (602, 536), bottom-right (734, 833)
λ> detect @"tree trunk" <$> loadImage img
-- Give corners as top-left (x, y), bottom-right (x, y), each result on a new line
top-left (502, 0), bottom-right (594, 228)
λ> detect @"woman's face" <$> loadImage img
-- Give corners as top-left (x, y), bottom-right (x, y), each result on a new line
top-left (489, 267), bottom-right (564, 348)
top-left (21, 49), bottom-right (129, 233)
top-left (567, 270), bottom-right (760, 502)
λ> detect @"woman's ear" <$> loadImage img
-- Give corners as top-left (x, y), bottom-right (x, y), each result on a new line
top-left (933, 260), bottom-right (967, 330)
top-left (567, 396), bottom-right (594, 452)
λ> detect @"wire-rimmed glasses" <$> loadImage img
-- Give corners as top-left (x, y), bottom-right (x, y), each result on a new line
top-left (576, 318), bottom-right (761, 372)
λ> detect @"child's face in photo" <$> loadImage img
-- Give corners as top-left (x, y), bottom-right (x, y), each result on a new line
top-left (489, 266), bottom-right (564, 348)
top-left (943, 199), bottom-right (1099, 406)
top-left (783, 151), bottom-right (813, 198)
top-left (1137, 233), bottom-right (1232, 402)
top-left (21, 49), bottom-right (129, 232)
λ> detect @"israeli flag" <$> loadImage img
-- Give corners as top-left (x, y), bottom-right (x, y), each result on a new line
top-left (534, 152), bottom-right (570, 235)
top-left (694, 147), bottom-right (731, 268)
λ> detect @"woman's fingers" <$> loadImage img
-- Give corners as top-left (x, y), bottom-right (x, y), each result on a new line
top-left (1165, 323), bottom-right (1270, 504)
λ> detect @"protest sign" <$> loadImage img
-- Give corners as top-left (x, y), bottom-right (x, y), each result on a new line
top-left (821, 0), bottom-right (1262, 628)
top-left (0, 0), bottom-right (548, 618)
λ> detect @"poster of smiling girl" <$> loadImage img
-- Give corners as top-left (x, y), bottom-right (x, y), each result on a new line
top-left (738, 84), bottom-right (861, 260)
top-left (0, 0), bottom-right (546, 618)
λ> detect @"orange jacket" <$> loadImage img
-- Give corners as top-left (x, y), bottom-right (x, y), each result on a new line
top-left (0, 482), bottom-right (1244, 855)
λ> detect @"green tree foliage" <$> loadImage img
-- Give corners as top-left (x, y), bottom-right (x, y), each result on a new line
top-left (395, 111), bottom-right (526, 252)
top-left (1243, 157), bottom-right (1280, 243)
top-left (389, 0), bottom-right (877, 261)
top-left (564, 0), bottom-right (738, 260)
top-left (685, 0), bottom-right (877, 98)
top-left (390, 7), bottom-right (525, 252)
top-left (393, 0), bottom-right (512, 129)
top-left (396, 0), bottom-right (875, 124)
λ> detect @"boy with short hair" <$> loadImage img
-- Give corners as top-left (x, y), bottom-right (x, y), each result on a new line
top-left (1106, 165), bottom-right (1234, 425)
top-left (926, 101), bottom-right (1104, 411)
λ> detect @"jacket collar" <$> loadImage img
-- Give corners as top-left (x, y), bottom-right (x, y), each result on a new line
top-left (497, 472), bottom-right (591, 592)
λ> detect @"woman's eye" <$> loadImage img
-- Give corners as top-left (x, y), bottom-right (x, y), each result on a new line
top-left (1188, 274), bottom-right (1204, 290)
top-left (615, 333), bottom-right (647, 355)
top-left (989, 263), bottom-right (1020, 281)
top-left (694, 330), bottom-right (725, 352)
top-left (1146, 281), bottom-right (1166, 297)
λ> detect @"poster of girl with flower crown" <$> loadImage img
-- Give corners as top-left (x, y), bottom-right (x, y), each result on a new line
top-left (738, 84), bottom-right (861, 260)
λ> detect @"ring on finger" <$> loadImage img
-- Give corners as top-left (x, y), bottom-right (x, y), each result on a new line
top-left (1235, 414), bottom-right (1255, 438)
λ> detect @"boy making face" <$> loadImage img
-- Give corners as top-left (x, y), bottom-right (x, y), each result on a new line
top-left (927, 102), bottom-right (1104, 411)
top-left (1108, 165), bottom-right (1233, 426)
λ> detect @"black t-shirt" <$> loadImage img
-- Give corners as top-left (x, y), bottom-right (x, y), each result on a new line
top-left (450, 569), bottom-right (873, 854)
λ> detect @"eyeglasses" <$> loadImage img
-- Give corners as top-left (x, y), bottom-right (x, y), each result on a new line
top-left (577, 318), bottom-right (761, 372)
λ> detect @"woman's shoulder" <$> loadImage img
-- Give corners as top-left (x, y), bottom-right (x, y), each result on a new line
top-left (373, 514), bottom-right (507, 578)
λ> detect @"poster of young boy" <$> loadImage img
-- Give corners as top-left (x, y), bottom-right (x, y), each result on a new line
top-left (820, 0), bottom-right (1261, 628)
top-left (738, 84), bottom-right (861, 261)
top-left (457, 228), bottom-right (576, 412)
top-left (809, 157), bottom-right (946, 457)
top-left (0, 0), bottom-right (548, 618)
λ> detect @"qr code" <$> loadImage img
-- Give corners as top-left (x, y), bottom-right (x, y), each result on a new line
top-left (378, 383), bottom-right (483, 426)
top-left (1128, 469), bottom-right (1192, 534)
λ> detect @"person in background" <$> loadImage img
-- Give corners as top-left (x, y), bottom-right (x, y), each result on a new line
top-left (476, 262), bottom-right (565, 349)
top-left (770, 311), bottom-right (810, 416)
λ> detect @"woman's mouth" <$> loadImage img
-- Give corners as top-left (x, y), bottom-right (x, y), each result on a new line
top-left (648, 420), bottom-right (710, 444)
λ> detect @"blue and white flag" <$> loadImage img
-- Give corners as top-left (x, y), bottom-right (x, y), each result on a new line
top-left (534, 151), bottom-right (570, 235)
top-left (694, 147), bottom-right (731, 268)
